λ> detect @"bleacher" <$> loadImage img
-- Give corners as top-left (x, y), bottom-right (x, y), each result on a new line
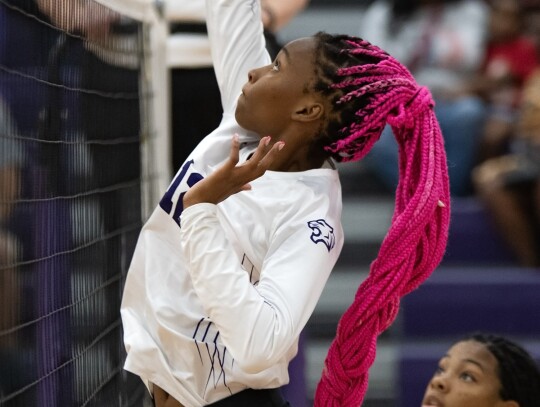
top-left (296, 161), bottom-right (540, 407)
top-left (395, 197), bottom-right (540, 406)
top-left (398, 267), bottom-right (540, 406)
top-left (3, 1), bottom-right (535, 405)
top-left (275, 4), bottom-right (540, 405)
top-left (443, 197), bottom-right (517, 266)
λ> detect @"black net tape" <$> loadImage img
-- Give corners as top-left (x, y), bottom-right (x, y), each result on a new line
top-left (0, 1), bottom-right (149, 405)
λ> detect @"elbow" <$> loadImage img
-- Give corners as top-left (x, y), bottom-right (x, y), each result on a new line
top-left (220, 302), bottom-right (297, 373)
top-left (236, 353), bottom-right (275, 374)
top-left (235, 340), bottom-right (292, 374)
top-left (230, 329), bottom-right (293, 374)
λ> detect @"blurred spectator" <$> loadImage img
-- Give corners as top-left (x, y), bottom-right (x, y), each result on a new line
top-left (464, 0), bottom-right (538, 163)
top-left (524, 5), bottom-right (540, 54)
top-left (0, 230), bottom-right (19, 327)
top-left (0, 97), bottom-right (23, 334)
top-left (0, 229), bottom-right (23, 396)
top-left (166, 0), bottom-right (310, 173)
top-left (358, 0), bottom-right (489, 196)
top-left (0, 96), bottom-right (24, 396)
top-left (36, 0), bottom-right (121, 41)
top-left (472, 67), bottom-right (540, 267)
top-left (36, 0), bottom-right (142, 247)
top-left (0, 98), bottom-right (23, 225)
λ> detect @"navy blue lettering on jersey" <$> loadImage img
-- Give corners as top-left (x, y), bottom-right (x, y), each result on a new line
top-left (159, 159), bottom-right (204, 226)
top-left (307, 219), bottom-right (336, 252)
top-left (192, 317), bottom-right (232, 395)
top-left (241, 254), bottom-right (260, 286)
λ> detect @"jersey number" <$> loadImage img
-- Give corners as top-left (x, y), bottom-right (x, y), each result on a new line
top-left (159, 160), bottom-right (204, 226)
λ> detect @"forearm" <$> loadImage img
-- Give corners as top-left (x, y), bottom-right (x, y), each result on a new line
top-left (180, 204), bottom-right (294, 373)
top-left (261, 0), bottom-right (309, 32)
top-left (206, 0), bottom-right (270, 111)
top-left (180, 194), bottom-right (342, 372)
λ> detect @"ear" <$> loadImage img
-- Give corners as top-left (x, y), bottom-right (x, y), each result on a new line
top-left (291, 101), bottom-right (324, 123)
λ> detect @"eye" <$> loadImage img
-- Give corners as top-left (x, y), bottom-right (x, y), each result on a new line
top-left (272, 60), bottom-right (280, 72)
top-left (435, 366), bottom-right (444, 376)
top-left (460, 371), bottom-right (477, 383)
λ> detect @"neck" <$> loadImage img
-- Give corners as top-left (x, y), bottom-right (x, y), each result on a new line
top-left (265, 123), bottom-right (327, 172)
top-left (268, 139), bottom-right (326, 172)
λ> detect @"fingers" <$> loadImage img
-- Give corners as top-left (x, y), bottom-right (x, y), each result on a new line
top-left (227, 133), bottom-right (241, 167)
top-left (258, 141), bottom-right (285, 170)
top-left (228, 134), bottom-right (279, 170)
top-left (184, 134), bottom-right (285, 207)
top-left (244, 136), bottom-right (284, 170)
top-left (247, 136), bottom-right (272, 164)
top-left (227, 134), bottom-right (285, 182)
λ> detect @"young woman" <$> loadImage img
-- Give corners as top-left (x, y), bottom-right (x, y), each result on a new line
top-left (422, 333), bottom-right (540, 407)
top-left (121, 0), bottom-right (450, 406)
top-left (166, 0), bottom-right (309, 172)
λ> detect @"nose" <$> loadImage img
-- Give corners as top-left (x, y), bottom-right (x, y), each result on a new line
top-left (248, 68), bottom-right (257, 83)
top-left (248, 65), bottom-right (266, 83)
top-left (429, 374), bottom-right (449, 393)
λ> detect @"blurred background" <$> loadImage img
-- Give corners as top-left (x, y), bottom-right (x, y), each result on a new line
top-left (1, 0), bottom-right (539, 406)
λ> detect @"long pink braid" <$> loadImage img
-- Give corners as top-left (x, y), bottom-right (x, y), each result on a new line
top-left (314, 36), bottom-right (450, 406)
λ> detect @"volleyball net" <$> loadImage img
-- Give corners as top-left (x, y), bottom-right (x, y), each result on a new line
top-left (0, 0), bottom-right (169, 405)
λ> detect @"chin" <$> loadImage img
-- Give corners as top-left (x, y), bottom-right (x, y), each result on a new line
top-left (234, 107), bottom-right (243, 127)
top-left (235, 109), bottom-right (257, 135)
top-left (234, 105), bottom-right (247, 127)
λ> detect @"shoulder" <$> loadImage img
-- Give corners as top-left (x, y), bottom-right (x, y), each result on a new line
top-left (262, 168), bottom-right (342, 219)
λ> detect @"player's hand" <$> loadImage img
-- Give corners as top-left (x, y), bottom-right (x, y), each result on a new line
top-left (182, 134), bottom-right (284, 208)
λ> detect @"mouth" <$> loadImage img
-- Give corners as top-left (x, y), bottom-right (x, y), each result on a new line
top-left (422, 394), bottom-right (443, 407)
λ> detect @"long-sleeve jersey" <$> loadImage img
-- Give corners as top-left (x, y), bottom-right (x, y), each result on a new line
top-left (120, 1), bottom-right (344, 406)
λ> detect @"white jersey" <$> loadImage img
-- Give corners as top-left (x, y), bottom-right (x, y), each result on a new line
top-left (121, 1), bottom-right (344, 406)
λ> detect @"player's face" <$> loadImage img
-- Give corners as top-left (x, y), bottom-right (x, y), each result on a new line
top-left (421, 340), bottom-right (512, 407)
top-left (235, 37), bottom-right (319, 137)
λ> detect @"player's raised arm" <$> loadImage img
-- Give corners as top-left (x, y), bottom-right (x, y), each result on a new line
top-left (206, 0), bottom-right (272, 113)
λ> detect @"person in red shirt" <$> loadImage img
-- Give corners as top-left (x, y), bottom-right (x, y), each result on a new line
top-left (469, 0), bottom-right (539, 161)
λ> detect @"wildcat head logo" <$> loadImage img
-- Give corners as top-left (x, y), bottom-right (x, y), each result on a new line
top-left (307, 219), bottom-right (335, 252)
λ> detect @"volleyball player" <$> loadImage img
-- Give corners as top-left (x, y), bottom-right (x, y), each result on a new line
top-left (121, 0), bottom-right (450, 405)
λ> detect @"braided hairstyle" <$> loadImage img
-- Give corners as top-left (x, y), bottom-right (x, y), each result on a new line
top-left (310, 33), bottom-right (451, 406)
top-left (465, 333), bottom-right (540, 407)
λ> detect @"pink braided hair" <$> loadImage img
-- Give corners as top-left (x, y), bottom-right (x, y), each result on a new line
top-left (313, 34), bottom-right (450, 406)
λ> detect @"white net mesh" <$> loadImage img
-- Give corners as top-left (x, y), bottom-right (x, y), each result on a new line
top-left (0, 1), bottom-right (168, 405)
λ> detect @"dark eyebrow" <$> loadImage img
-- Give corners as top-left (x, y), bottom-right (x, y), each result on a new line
top-left (441, 354), bottom-right (485, 373)
top-left (463, 358), bottom-right (485, 372)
